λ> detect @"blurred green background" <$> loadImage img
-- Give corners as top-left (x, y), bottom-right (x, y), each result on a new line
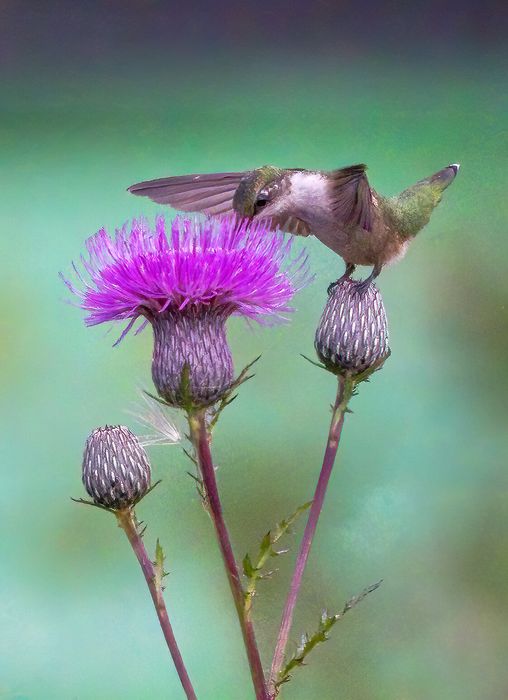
top-left (1, 2), bottom-right (508, 698)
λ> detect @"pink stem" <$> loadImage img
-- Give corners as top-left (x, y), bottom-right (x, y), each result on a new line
top-left (269, 374), bottom-right (353, 694)
top-left (117, 509), bottom-right (198, 700)
top-left (190, 411), bottom-right (269, 700)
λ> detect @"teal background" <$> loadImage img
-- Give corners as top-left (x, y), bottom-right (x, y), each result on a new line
top-left (1, 4), bottom-right (508, 699)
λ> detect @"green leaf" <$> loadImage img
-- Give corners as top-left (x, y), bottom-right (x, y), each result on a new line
top-left (242, 553), bottom-right (258, 579)
top-left (271, 502), bottom-right (312, 545)
top-left (259, 531), bottom-right (272, 557)
top-left (153, 539), bottom-right (169, 592)
top-left (276, 580), bottom-right (382, 690)
top-left (243, 501), bottom-right (312, 612)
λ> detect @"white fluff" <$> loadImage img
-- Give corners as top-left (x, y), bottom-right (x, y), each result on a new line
top-left (128, 390), bottom-right (182, 447)
top-left (289, 171), bottom-right (329, 210)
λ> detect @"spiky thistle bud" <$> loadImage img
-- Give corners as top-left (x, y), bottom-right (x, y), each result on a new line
top-left (82, 426), bottom-right (151, 510)
top-left (315, 279), bottom-right (390, 377)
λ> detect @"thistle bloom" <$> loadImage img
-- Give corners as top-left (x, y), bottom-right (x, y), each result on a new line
top-left (315, 278), bottom-right (390, 376)
top-left (82, 426), bottom-right (151, 509)
top-left (65, 216), bottom-right (309, 408)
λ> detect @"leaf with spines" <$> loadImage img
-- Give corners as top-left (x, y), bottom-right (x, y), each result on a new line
top-left (275, 580), bottom-right (382, 691)
top-left (182, 447), bottom-right (197, 466)
top-left (153, 539), bottom-right (169, 592)
top-left (70, 496), bottom-right (116, 514)
top-left (300, 353), bottom-right (327, 371)
top-left (209, 355), bottom-right (261, 431)
top-left (137, 519), bottom-right (148, 538)
top-left (243, 501), bottom-right (312, 613)
top-left (142, 389), bottom-right (172, 408)
top-left (72, 479), bottom-right (161, 515)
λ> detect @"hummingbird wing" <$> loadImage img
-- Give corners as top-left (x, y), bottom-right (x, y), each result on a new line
top-left (128, 172), bottom-right (246, 215)
top-left (329, 164), bottom-right (373, 232)
top-left (266, 214), bottom-right (311, 237)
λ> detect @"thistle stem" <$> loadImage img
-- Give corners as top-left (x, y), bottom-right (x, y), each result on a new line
top-left (269, 373), bottom-right (354, 695)
top-left (189, 411), bottom-right (269, 700)
top-left (116, 509), bottom-right (198, 700)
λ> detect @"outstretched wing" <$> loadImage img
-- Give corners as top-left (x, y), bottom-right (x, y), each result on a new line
top-left (329, 164), bottom-right (373, 232)
top-left (128, 172), bottom-right (247, 216)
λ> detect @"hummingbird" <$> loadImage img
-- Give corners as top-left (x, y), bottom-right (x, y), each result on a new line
top-left (128, 162), bottom-right (459, 288)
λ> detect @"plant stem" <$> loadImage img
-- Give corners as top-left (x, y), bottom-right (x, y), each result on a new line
top-left (269, 373), bottom-right (354, 695)
top-left (188, 410), bottom-right (269, 700)
top-left (116, 509), bottom-right (198, 700)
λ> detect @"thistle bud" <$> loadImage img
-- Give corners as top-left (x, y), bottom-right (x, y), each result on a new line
top-left (315, 279), bottom-right (390, 376)
top-left (82, 426), bottom-right (151, 509)
top-left (151, 309), bottom-right (234, 409)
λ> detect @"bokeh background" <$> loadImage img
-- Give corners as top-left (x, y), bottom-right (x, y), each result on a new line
top-left (1, 2), bottom-right (508, 698)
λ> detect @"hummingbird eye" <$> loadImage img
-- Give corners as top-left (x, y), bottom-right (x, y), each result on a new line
top-left (254, 188), bottom-right (271, 212)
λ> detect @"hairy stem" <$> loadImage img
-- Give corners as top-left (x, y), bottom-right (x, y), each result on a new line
top-left (188, 411), bottom-right (268, 700)
top-left (269, 373), bottom-right (354, 695)
top-left (116, 509), bottom-right (198, 700)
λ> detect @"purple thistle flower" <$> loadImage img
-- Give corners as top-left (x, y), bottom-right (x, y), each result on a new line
top-left (64, 215), bottom-right (310, 408)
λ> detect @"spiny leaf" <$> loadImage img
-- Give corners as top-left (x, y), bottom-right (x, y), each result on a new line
top-left (242, 553), bottom-right (257, 579)
top-left (236, 354), bottom-right (262, 383)
top-left (142, 389), bottom-right (172, 408)
top-left (243, 501), bottom-right (312, 613)
top-left (208, 355), bottom-right (262, 431)
top-left (153, 539), bottom-right (169, 592)
top-left (182, 447), bottom-right (197, 465)
top-left (190, 474), bottom-right (206, 505)
top-left (300, 353), bottom-right (327, 371)
top-left (259, 531), bottom-right (272, 557)
top-left (186, 470), bottom-right (201, 485)
top-left (276, 580), bottom-right (382, 690)
top-left (271, 502), bottom-right (312, 545)
top-left (72, 479), bottom-right (161, 516)
top-left (70, 497), bottom-right (116, 514)
top-left (143, 479), bottom-right (162, 499)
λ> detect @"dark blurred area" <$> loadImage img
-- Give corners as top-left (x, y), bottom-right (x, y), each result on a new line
top-left (2, 0), bottom-right (508, 74)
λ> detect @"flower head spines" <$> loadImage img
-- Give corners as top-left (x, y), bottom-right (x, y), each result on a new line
top-left (315, 279), bottom-right (390, 376)
top-left (82, 425), bottom-right (151, 510)
top-left (67, 215), bottom-right (310, 334)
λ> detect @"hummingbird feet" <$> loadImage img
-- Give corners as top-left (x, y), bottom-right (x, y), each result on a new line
top-left (355, 264), bottom-right (382, 294)
top-left (327, 263), bottom-right (356, 295)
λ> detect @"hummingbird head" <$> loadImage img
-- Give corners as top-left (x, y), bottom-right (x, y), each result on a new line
top-left (232, 166), bottom-right (284, 218)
